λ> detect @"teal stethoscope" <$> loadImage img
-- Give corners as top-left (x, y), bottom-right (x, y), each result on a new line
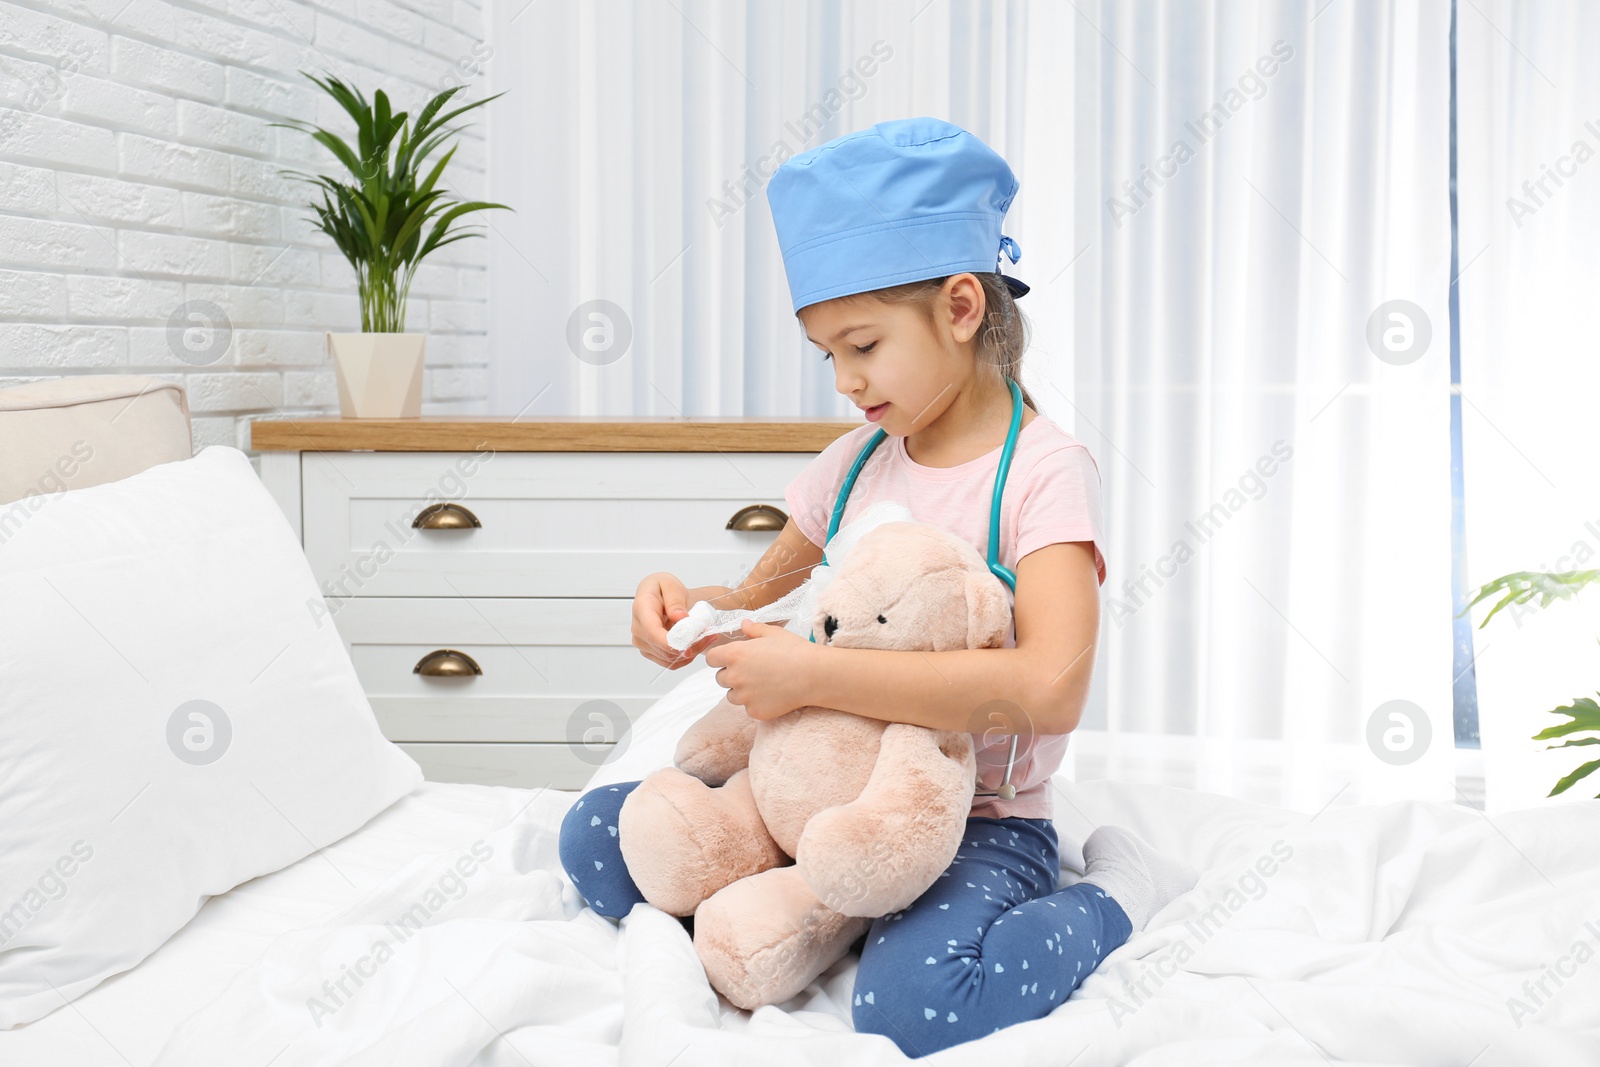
top-left (808, 376), bottom-right (1026, 801)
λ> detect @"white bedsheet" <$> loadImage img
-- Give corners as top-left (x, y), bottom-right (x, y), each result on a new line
top-left (8, 665), bottom-right (1599, 1065)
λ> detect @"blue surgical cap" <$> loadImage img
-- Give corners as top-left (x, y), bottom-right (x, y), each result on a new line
top-left (765, 116), bottom-right (1029, 315)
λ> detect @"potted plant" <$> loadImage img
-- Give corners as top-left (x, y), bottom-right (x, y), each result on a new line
top-left (272, 72), bottom-right (510, 418)
top-left (1459, 568), bottom-right (1600, 799)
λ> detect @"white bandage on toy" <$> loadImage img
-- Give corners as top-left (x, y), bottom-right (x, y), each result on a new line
top-left (666, 501), bottom-right (915, 651)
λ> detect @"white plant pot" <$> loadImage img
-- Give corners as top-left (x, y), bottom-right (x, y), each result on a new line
top-left (328, 332), bottom-right (426, 419)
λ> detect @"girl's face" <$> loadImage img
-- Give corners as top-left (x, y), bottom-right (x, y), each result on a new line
top-left (798, 274), bottom-right (987, 437)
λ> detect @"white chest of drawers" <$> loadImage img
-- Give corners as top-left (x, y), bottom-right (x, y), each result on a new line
top-left (252, 417), bottom-right (854, 789)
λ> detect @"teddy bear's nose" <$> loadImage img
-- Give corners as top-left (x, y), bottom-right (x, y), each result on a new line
top-left (823, 614), bottom-right (838, 640)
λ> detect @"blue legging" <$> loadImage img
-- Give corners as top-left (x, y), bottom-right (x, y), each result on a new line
top-left (558, 783), bottom-right (1132, 1058)
top-left (558, 781), bottom-right (648, 918)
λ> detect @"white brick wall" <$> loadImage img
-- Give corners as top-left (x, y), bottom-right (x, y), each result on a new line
top-left (0, 0), bottom-right (495, 455)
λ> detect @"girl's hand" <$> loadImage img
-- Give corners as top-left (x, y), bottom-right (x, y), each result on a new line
top-left (704, 618), bottom-right (819, 721)
top-left (632, 572), bottom-right (722, 670)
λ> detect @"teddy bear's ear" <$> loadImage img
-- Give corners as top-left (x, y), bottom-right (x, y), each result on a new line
top-left (965, 571), bottom-right (1013, 648)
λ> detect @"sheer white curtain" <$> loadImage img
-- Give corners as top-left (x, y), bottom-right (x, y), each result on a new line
top-left (487, 0), bottom-right (1028, 418)
top-left (1456, 1), bottom-right (1600, 814)
top-left (1020, 1), bottom-right (1457, 812)
top-left (486, 0), bottom-right (1458, 813)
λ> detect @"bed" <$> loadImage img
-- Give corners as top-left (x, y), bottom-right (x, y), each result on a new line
top-left (3, 379), bottom-right (1597, 1064)
top-left (4, 659), bottom-right (1597, 1066)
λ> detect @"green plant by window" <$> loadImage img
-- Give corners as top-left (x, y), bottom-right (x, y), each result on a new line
top-left (271, 72), bottom-right (511, 333)
top-left (1459, 568), bottom-right (1600, 798)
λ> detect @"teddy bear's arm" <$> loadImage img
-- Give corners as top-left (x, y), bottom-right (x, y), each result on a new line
top-left (672, 695), bottom-right (758, 786)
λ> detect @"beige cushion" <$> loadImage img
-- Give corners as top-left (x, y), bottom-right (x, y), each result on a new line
top-left (0, 376), bottom-right (192, 505)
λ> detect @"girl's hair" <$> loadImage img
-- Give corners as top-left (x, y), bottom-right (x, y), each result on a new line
top-left (835, 271), bottom-right (1038, 410)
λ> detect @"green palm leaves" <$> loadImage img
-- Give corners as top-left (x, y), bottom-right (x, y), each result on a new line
top-left (1533, 696), bottom-right (1600, 798)
top-left (272, 72), bottom-right (511, 332)
top-left (1459, 569), bottom-right (1600, 798)
top-left (1460, 569), bottom-right (1600, 630)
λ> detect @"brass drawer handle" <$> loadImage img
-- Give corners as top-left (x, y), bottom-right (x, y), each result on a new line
top-left (413, 649), bottom-right (483, 676)
top-left (726, 504), bottom-right (787, 532)
top-left (413, 502), bottom-right (481, 529)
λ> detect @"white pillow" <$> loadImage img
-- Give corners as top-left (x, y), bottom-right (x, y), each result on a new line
top-left (0, 445), bottom-right (422, 1027)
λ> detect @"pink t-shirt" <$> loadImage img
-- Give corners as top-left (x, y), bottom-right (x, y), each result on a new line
top-left (783, 412), bottom-right (1107, 821)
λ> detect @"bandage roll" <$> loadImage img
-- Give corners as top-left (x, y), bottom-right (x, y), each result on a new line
top-left (663, 501), bottom-right (915, 652)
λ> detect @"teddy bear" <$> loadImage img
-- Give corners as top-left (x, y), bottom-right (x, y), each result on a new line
top-left (616, 519), bottom-right (1014, 1010)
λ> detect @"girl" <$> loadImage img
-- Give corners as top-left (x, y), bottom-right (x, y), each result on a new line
top-left (559, 117), bottom-right (1197, 1058)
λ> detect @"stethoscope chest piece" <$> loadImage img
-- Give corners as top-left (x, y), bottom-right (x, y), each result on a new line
top-left (991, 731), bottom-right (1021, 800)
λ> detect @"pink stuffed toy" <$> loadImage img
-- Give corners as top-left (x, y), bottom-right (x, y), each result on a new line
top-left (617, 520), bottom-right (1014, 1009)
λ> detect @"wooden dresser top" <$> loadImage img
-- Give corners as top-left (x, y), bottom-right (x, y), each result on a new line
top-left (250, 416), bottom-right (863, 453)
